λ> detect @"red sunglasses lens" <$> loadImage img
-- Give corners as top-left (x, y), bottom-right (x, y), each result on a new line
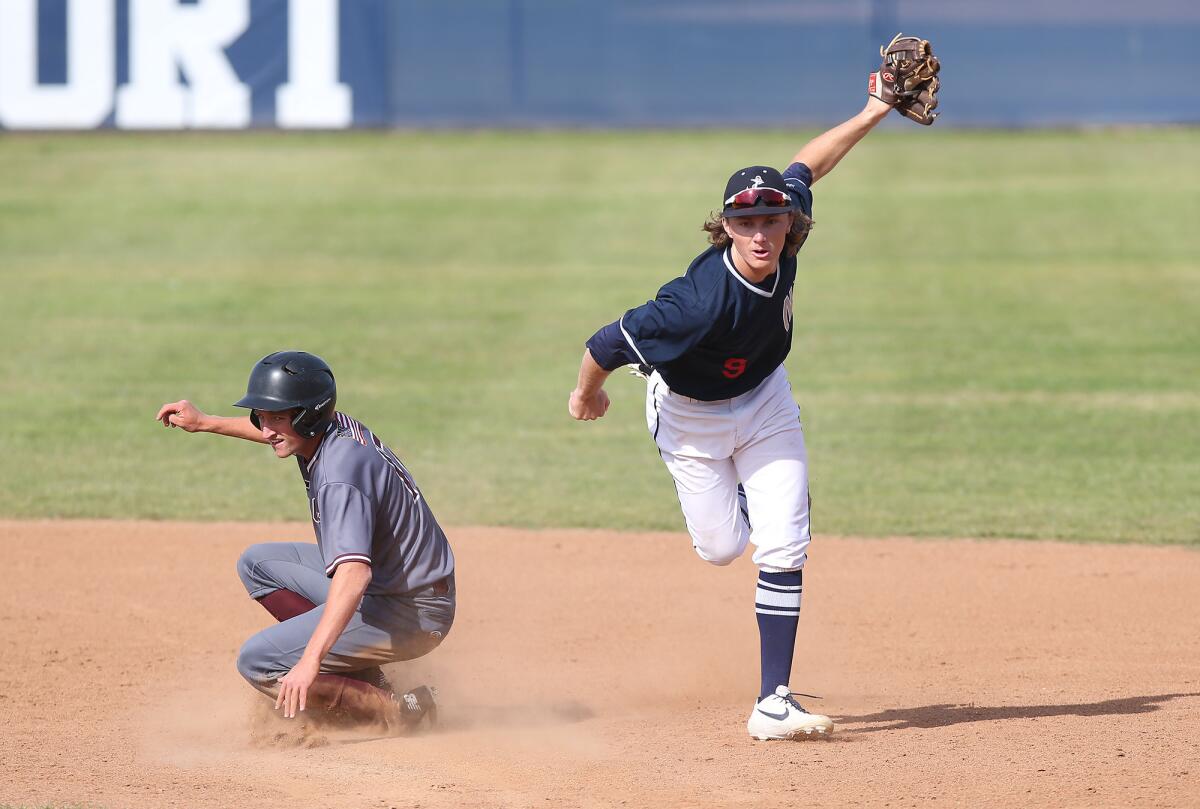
top-left (726, 188), bottom-right (789, 209)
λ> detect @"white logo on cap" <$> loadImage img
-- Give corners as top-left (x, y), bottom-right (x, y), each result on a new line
top-left (751, 175), bottom-right (765, 188)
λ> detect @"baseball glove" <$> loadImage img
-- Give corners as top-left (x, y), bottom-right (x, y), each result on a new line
top-left (868, 33), bottom-right (940, 125)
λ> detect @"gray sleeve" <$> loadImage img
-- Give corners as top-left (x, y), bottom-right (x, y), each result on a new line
top-left (316, 482), bottom-right (374, 576)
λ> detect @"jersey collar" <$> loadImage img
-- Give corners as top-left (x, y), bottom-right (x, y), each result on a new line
top-left (302, 421), bottom-right (337, 472)
top-left (722, 248), bottom-right (779, 297)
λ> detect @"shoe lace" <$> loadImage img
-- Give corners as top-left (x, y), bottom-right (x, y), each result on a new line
top-left (784, 692), bottom-right (821, 712)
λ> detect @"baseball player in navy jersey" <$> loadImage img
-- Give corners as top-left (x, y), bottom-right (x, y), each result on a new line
top-left (156, 351), bottom-right (451, 732)
top-left (569, 91), bottom-right (905, 740)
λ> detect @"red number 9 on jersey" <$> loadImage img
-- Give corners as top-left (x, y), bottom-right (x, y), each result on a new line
top-left (722, 357), bottom-right (747, 379)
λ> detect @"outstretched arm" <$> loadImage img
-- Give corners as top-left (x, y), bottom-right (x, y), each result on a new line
top-left (155, 400), bottom-right (267, 444)
top-left (792, 96), bottom-right (891, 185)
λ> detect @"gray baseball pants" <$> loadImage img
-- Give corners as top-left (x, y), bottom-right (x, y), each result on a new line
top-left (235, 541), bottom-right (454, 696)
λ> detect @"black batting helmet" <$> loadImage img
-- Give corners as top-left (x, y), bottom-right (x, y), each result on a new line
top-left (233, 351), bottom-right (337, 438)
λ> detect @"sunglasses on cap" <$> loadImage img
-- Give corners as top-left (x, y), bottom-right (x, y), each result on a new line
top-left (724, 187), bottom-right (791, 210)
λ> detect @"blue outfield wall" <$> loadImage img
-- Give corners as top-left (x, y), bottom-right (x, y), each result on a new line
top-left (0, 0), bottom-right (1196, 130)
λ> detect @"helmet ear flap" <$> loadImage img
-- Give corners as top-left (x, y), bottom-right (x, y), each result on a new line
top-left (292, 389), bottom-right (336, 438)
top-left (249, 411), bottom-right (261, 430)
top-left (292, 408), bottom-right (318, 438)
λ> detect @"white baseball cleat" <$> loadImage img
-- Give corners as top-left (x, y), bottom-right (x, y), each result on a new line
top-left (747, 686), bottom-right (834, 740)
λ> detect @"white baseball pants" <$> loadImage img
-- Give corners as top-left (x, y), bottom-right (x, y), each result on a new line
top-left (645, 364), bottom-right (811, 572)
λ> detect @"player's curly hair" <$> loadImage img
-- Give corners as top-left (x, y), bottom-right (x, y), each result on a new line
top-left (702, 210), bottom-right (814, 258)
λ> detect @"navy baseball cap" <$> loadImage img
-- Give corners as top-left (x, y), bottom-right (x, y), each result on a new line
top-left (722, 165), bottom-right (795, 218)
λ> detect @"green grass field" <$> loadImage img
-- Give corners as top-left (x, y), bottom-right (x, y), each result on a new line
top-left (1, 129), bottom-right (1197, 544)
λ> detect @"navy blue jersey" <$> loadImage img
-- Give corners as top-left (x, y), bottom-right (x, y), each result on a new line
top-left (587, 163), bottom-right (813, 401)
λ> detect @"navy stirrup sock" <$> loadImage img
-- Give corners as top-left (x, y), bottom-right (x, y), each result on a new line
top-left (755, 570), bottom-right (803, 700)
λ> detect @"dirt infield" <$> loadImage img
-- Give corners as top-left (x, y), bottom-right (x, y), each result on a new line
top-left (2, 520), bottom-right (1198, 808)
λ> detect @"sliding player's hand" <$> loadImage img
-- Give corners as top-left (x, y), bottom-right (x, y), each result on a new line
top-left (275, 657), bottom-right (320, 719)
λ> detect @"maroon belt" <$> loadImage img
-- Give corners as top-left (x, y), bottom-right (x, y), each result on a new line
top-left (430, 577), bottom-right (450, 595)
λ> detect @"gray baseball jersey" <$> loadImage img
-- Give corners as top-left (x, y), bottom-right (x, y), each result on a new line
top-left (298, 412), bottom-right (454, 595)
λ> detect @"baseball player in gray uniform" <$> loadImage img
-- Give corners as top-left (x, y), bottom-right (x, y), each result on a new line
top-left (156, 351), bottom-right (452, 731)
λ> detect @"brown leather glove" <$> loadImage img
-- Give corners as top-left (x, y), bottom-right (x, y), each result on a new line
top-left (868, 33), bottom-right (941, 125)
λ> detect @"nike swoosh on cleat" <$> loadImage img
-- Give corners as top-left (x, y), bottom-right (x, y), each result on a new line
top-left (756, 708), bottom-right (790, 721)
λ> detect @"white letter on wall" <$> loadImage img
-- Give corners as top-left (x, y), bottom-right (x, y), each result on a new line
top-left (116, 0), bottom-right (250, 129)
top-left (276, 0), bottom-right (351, 128)
top-left (0, 0), bottom-right (115, 129)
